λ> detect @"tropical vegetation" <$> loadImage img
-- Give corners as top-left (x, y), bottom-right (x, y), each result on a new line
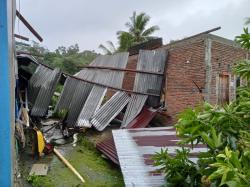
top-left (18, 41), bottom-right (98, 74)
top-left (99, 11), bottom-right (160, 54)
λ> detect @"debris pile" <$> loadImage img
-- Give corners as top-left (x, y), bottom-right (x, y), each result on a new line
top-left (15, 49), bottom-right (179, 185)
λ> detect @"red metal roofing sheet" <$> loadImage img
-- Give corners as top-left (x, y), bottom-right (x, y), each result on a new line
top-left (96, 106), bottom-right (159, 163)
top-left (112, 127), bottom-right (207, 187)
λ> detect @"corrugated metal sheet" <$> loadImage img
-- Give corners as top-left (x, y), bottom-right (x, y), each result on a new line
top-left (112, 127), bottom-right (207, 187)
top-left (55, 53), bottom-right (129, 127)
top-left (66, 81), bottom-right (93, 127)
top-left (28, 65), bottom-right (61, 117)
top-left (76, 86), bottom-right (107, 127)
top-left (90, 91), bottom-right (130, 131)
top-left (121, 50), bottom-right (167, 128)
top-left (96, 107), bottom-right (159, 163)
top-left (55, 68), bottom-right (96, 112)
top-left (96, 137), bottom-right (119, 165)
top-left (121, 94), bottom-right (148, 128)
top-left (125, 106), bottom-right (158, 129)
top-left (76, 53), bottom-right (128, 128)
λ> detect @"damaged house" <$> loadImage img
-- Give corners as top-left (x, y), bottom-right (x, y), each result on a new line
top-left (2, 3), bottom-right (249, 184)
top-left (123, 28), bottom-right (250, 123)
top-left (15, 27), bottom-right (250, 187)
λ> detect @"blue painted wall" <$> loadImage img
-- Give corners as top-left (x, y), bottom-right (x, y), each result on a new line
top-left (0, 0), bottom-right (12, 186)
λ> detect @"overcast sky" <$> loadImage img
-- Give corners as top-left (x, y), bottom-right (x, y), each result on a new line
top-left (15, 0), bottom-right (250, 53)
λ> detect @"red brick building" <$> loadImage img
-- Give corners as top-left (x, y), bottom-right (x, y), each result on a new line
top-left (123, 33), bottom-right (250, 124)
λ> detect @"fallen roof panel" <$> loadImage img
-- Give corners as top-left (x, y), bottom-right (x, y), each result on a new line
top-left (77, 53), bottom-right (129, 128)
top-left (91, 91), bottom-right (130, 131)
top-left (96, 106), bottom-right (159, 163)
top-left (55, 53), bottom-right (129, 127)
top-left (121, 50), bottom-right (167, 128)
top-left (28, 65), bottom-right (61, 117)
top-left (112, 127), bottom-right (207, 187)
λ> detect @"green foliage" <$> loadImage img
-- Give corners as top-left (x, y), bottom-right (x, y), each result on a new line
top-left (99, 41), bottom-right (117, 55)
top-left (209, 147), bottom-right (250, 186)
top-left (78, 135), bottom-right (96, 151)
top-left (117, 11), bottom-right (159, 51)
top-left (233, 59), bottom-right (250, 81)
top-left (26, 174), bottom-right (53, 187)
top-left (27, 174), bottom-right (40, 187)
top-left (153, 148), bottom-right (202, 187)
top-left (53, 109), bottom-right (68, 119)
top-left (175, 102), bottom-right (248, 151)
top-left (154, 24), bottom-right (250, 186)
top-left (235, 27), bottom-right (250, 50)
top-left (25, 42), bottom-right (98, 74)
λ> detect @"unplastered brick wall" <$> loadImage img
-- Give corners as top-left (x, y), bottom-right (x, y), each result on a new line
top-left (164, 38), bottom-right (206, 121)
top-left (120, 34), bottom-right (250, 125)
top-left (122, 54), bottom-right (138, 90)
top-left (209, 40), bottom-right (248, 105)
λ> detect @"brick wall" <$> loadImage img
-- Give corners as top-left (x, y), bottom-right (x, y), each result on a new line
top-left (164, 39), bottom-right (206, 121)
top-left (209, 41), bottom-right (248, 105)
top-left (121, 35), bottom-right (250, 125)
top-left (122, 55), bottom-right (138, 90)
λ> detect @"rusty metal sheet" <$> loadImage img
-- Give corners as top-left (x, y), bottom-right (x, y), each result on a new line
top-left (96, 137), bottom-right (119, 165)
top-left (112, 127), bottom-right (207, 187)
top-left (96, 106), bottom-right (159, 163)
top-left (125, 106), bottom-right (158, 129)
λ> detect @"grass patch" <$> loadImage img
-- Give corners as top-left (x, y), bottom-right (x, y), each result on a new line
top-left (26, 134), bottom-right (124, 187)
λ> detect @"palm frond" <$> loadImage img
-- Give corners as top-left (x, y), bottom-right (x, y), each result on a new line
top-left (98, 44), bottom-right (112, 55)
top-left (142, 25), bottom-right (160, 37)
top-left (106, 41), bottom-right (117, 53)
top-left (234, 59), bottom-right (250, 81)
top-left (118, 11), bottom-right (160, 50)
top-left (245, 17), bottom-right (250, 25)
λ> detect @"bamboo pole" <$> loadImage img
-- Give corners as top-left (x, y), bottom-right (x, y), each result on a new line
top-left (53, 148), bottom-right (85, 183)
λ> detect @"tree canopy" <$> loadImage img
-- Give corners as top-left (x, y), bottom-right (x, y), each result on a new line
top-left (117, 11), bottom-right (159, 51)
top-left (99, 11), bottom-right (160, 54)
top-left (19, 41), bottom-right (98, 74)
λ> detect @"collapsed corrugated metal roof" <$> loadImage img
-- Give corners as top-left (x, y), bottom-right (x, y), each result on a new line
top-left (112, 127), bottom-right (207, 187)
top-left (28, 65), bottom-right (61, 117)
top-left (77, 53), bottom-right (129, 128)
top-left (91, 91), bottom-right (130, 131)
top-left (121, 50), bottom-right (167, 128)
top-left (91, 50), bottom-right (167, 131)
top-left (24, 49), bottom-right (167, 131)
top-left (55, 53), bottom-right (129, 127)
top-left (54, 50), bottom-right (167, 130)
top-left (96, 106), bottom-right (159, 163)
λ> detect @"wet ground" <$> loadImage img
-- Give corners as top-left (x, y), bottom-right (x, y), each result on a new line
top-left (19, 119), bottom-right (124, 187)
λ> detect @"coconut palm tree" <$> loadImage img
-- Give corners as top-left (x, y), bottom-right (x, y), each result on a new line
top-left (98, 41), bottom-right (117, 55)
top-left (117, 11), bottom-right (160, 51)
top-left (246, 17), bottom-right (250, 25)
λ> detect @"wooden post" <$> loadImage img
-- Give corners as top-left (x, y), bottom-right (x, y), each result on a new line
top-left (53, 148), bottom-right (85, 183)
